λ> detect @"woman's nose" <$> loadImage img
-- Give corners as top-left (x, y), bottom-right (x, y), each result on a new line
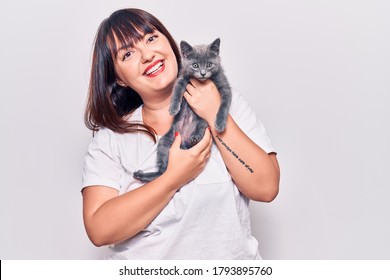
top-left (140, 48), bottom-right (155, 63)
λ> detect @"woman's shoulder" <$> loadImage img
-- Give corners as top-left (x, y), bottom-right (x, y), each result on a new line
top-left (94, 126), bottom-right (117, 139)
top-left (229, 90), bottom-right (250, 115)
top-left (86, 128), bottom-right (119, 154)
top-left (94, 106), bottom-right (143, 139)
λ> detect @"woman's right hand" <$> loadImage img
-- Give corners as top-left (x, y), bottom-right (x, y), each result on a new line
top-left (164, 127), bottom-right (213, 188)
top-left (82, 128), bottom-right (212, 247)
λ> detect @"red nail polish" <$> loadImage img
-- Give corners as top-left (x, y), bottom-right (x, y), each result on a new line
top-left (175, 131), bottom-right (178, 137)
top-left (207, 127), bottom-right (210, 131)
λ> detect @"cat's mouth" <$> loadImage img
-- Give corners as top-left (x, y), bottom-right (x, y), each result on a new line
top-left (144, 60), bottom-right (165, 77)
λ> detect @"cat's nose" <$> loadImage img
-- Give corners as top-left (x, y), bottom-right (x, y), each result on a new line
top-left (200, 70), bottom-right (206, 76)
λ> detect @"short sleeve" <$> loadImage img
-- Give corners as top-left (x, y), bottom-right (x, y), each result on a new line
top-left (229, 91), bottom-right (276, 154)
top-left (81, 128), bottom-right (122, 191)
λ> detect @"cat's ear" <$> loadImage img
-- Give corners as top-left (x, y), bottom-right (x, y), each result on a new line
top-left (180, 41), bottom-right (193, 58)
top-left (209, 38), bottom-right (221, 55)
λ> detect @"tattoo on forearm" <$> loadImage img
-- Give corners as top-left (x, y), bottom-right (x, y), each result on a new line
top-left (215, 135), bottom-right (254, 173)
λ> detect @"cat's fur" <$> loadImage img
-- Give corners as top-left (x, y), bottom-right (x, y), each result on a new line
top-left (133, 38), bottom-right (232, 182)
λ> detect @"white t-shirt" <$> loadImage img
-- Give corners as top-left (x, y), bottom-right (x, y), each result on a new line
top-left (81, 91), bottom-right (275, 259)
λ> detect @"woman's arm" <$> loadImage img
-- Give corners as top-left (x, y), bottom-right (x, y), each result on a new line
top-left (210, 115), bottom-right (280, 202)
top-left (82, 129), bottom-right (212, 246)
top-left (82, 174), bottom-right (178, 247)
top-left (184, 79), bottom-right (280, 202)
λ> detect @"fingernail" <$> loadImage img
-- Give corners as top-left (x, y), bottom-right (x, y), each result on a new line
top-left (175, 131), bottom-right (178, 137)
top-left (207, 127), bottom-right (210, 131)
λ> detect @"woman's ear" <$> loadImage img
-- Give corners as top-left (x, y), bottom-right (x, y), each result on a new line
top-left (116, 79), bottom-right (127, 87)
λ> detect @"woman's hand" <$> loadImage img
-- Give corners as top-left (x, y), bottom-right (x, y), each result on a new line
top-left (164, 127), bottom-right (213, 187)
top-left (82, 128), bottom-right (213, 246)
top-left (183, 79), bottom-right (221, 126)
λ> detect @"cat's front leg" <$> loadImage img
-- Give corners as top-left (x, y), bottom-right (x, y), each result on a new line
top-left (214, 111), bottom-right (227, 133)
top-left (214, 89), bottom-right (232, 133)
top-left (169, 77), bottom-right (188, 116)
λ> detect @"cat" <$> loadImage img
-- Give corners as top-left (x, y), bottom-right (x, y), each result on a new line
top-left (133, 38), bottom-right (232, 182)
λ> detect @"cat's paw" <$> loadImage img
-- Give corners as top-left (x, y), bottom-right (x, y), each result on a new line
top-left (133, 170), bottom-right (144, 180)
top-left (189, 136), bottom-right (201, 148)
top-left (214, 121), bottom-right (226, 133)
top-left (169, 104), bottom-right (180, 116)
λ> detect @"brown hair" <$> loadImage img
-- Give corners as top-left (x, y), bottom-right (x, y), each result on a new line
top-left (84, 8), bottom-right (181, 140)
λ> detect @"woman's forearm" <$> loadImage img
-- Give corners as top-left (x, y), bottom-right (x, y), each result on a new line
top-left (210, 115), bottom-right (280, 202)
top-left (83, 130), bottom-right (213, 247)
top-left (83, 172), bottom-right (180, 247)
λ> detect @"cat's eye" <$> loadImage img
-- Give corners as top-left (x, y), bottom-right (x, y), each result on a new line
top-left (192, 63), bottom-right (199, 68)
top-left (207, 63), bottom-right (213, 68)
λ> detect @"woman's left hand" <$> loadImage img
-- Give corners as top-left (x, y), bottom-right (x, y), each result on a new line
top-left (183, 78), bottom-right (221, 126)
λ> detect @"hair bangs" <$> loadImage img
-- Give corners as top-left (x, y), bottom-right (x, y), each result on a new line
top-left (106, 12), bottom-right (156, 58)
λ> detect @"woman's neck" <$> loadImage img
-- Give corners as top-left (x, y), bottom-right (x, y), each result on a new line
top-left (142, 96), bottom-right (173, 135)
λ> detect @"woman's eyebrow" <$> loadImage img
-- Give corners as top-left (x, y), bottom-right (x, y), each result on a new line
top-left (114, 31), bottom-right (155, 58)
top-left (116, 43), bottom-right (133, 58)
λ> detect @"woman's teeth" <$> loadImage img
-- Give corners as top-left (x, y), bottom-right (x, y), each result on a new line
top-left (145, 61), bottom-right (163, 75)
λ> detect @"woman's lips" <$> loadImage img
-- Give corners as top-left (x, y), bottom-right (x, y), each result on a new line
top-left (144, 60), bottom-right (165, 77)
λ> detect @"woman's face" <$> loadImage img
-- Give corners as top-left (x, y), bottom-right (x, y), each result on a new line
top-left (113, 30), bottom-right (178, 99)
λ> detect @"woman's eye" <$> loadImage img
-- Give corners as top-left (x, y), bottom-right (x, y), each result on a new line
top-left (147, 35), bottom-right (158, 43)
top-left (207, 63), bottom-right (212, 68)
top-left (123, 51), bottom-right (133, 61)
top-left (192, 63), bottom-right (199, 68)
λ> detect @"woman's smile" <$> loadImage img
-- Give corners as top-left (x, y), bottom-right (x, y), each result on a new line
top-left (144, 59), bottom-right (165, 77)
top-left (114, 31), bottom-right (178, 96)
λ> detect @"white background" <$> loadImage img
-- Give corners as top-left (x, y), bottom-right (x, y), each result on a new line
top-left (0, 0), bottom-right (389, 259)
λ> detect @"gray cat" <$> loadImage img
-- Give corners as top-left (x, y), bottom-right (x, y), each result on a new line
top-left (133, 38), bottom-right (232, 182)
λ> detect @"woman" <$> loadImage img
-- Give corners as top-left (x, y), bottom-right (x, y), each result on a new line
top-left (82, 8), bottom-right (280, 259)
